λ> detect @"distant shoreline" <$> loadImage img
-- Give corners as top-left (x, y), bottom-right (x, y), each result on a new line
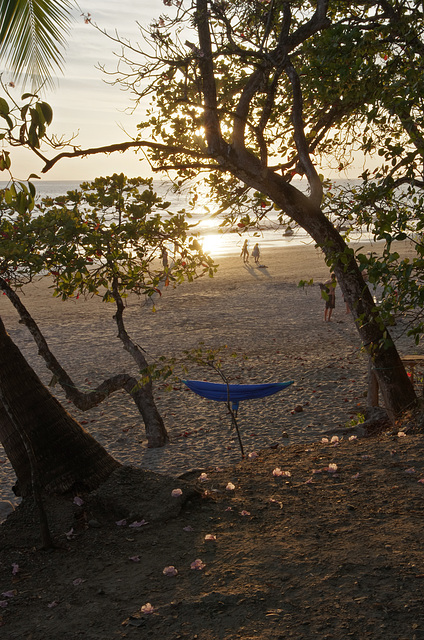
top-left (0, 178), bottom-right (385, 257)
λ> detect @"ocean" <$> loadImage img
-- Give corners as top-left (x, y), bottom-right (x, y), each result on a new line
top-left (0, 178), bottom-right (367, 258)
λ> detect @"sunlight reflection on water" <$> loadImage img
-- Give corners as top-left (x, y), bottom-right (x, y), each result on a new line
top-left (198, 227), bottom-right (314, 257)
top-left (0, 178), bottom-right (369, 258)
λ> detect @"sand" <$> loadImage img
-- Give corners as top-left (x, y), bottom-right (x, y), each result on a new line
top-left (3, 241), bottom-right (424, 640)
top-left (0, 241), bottom-right (422, 519)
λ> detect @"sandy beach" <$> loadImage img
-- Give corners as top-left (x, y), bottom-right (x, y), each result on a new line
top-left (3, 240), bottom-right (424, 640)
top-left (0, 241), bottom-right (422, 516)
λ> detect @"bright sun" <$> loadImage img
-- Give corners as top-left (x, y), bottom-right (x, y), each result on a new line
top-left (200, 232), bottom-right (224, 256)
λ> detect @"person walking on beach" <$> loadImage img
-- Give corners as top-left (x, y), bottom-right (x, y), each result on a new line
top-left (320, 272), bottom-right (337, 322)
top-left (252, 243), bottom-right (260, 264)
top-left (240, 239), bottom-right (249, 263)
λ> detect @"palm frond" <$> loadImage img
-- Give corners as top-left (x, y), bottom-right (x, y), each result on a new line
top-left (0, 0), bottom-right (74, 89)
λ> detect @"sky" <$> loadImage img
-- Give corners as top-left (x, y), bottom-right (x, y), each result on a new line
top-left (2, 1), bottom-right (164, 182)
top-left (1, 1), bottom-right (368, 185)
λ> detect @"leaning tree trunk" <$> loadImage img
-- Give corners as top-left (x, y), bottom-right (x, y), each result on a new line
top-left (112, 279), bottom-right (168, 448)
top-left (231, 162), bottom-right (417, 421)
top-left (0, 277), bottom-right (167, 448)
top-left (0, 317), bottom-right (120, 497)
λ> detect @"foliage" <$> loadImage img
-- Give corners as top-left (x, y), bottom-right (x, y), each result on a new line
top-left (344, 412), bottom-right (366, 429)
top-left (0, 172), bottom-right (217, 303)
top-left (0, 83), bottom-right (76, 170)
top-left (305, 2), bottom-right (424, 344)
top-left (138, 341), bottom-right (245, 389)
top-left (0, 91), bottom-right (66, 285)
top-left (0, 0), bottom-right (74, 89)
top-left (118, 2), bottom-right (424, 232)
top-left (271, 0), bottom-right (424, 343)
top-left (0, 181), bottom-right (40, 285)
top-left (319, 175), bottom-right (424, 343)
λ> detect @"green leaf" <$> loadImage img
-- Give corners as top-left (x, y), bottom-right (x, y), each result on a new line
top-left (0, 150), bottom-right (11, 170)
top-left (0, 0), bottom-right (74, 89)
top-left (0, 97), bottom-right (9, 115)
top-left (0, 112), bottom-right (13, 129)
top-left (39, 101), bottom-right (53, 125)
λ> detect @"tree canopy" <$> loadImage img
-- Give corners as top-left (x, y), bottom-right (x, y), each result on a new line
top-left (111, 0), bottom-right (423, 416)
top-left (10, 173), bottom-right (215, 300)
top-left (294, 0), bottom-right (424, 342)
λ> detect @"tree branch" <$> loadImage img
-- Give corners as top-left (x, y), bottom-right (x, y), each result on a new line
top-left (195, 0), bottom-right (222, 155)
top-left (233, 66), bottom-right (270, 153)
top-left (111, 277), bottom-right (150, 372)
top-left (287, 0), bottom-right (331, 49)
top-left (256, 73), bottom-right (282, 168)
top-left (285, 60), bottom-right (322, 206)
top-left (151, 162), bottom-right (221, 172)
top-left (0, 277), bottom-right (143, 410)
top-left (40, 140), bottom-right (209, 174)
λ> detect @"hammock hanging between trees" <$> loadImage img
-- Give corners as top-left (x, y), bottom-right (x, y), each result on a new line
top-left (182, 380), bottom-right (294, 458)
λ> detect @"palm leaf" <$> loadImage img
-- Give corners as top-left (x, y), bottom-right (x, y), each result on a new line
top-left (0, 0), bottom-right (74, 89)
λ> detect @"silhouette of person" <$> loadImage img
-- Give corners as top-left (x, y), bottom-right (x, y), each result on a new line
top-left (252, 243), bottom-right (260, 264)
top-left (240, 239), bottom-right (249, 263)
top-left (321, 273), bottom-right (336, 322)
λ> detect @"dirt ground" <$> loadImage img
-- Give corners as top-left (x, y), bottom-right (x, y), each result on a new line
top-left (2, 243), bottom-right (424, 639)
top-left (1, 424), bottom-right (424, 640)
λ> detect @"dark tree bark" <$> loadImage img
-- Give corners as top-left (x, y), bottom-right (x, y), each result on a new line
top-left (0, 317), bottom-right (120, 497)
top-left (0, 277), bottom-right (168, 447)
top-left (112, 278), bottom-right (168, 448)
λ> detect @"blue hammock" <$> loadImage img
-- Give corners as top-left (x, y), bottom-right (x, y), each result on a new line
top-left (182, 380), bottom-right (294, 413)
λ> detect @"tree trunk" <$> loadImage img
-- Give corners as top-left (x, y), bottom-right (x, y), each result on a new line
top-left (112, 279), bottom-right (169, 448)
top-left (0, 277), bottom-right (168, 448)
top-left (0, 317), bottom-right (120, 497)
top-left (367, 359), bottom-right (379, 408)
top-left (226, 157), bottom-right (417, 421)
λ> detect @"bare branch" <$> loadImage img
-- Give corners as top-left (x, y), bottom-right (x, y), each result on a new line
top-left (41, 140), bottom-right (209, 174)
top-left (0, 277), bottom-right (137, 410)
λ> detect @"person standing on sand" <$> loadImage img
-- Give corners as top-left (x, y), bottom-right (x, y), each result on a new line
top-left (320, 272), bottom-right (337, 322)
top-left (240, 239), bottom-right (249, 263)
top-left (252, 243), bottom-right (260, 264)
top-left (161, 247), bottom-right (169, 269)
